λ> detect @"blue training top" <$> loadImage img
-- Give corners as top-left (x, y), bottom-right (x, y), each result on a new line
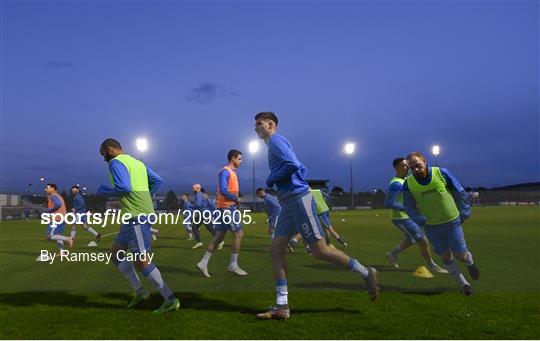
top-left (264, 193), bottom-right (281, 218)
top-left (266, 133), bottom-right (310, 202)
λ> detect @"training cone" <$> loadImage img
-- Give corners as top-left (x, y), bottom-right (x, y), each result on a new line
top-left (36, 254), bottom-right (50, 262)
top-left (413, 266), bottom-right (434, 278)
top-left (87, 241), bottom-right (98, 247)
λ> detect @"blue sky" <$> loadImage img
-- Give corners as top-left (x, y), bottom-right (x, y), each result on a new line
top-left (1, 1), bottom-right (538, 194)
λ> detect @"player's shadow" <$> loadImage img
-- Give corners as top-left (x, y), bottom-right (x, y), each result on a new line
top-left (293, 282), bottom-right (454, 296)
top-left (237, 246), bottom-right (269, 254)
top-left (242, 235), bottom-right (269, 240)
top-left (177, 292), bottom-right (362, 315)
top-left (369, 264), bottom-right (416, 273)
top-left (156, 244), bottom-right (201, 251)
top-left (3, 250), bottom-right (43, 257)
top-left (300, 263), bottom-right (348, 271)
top-left (0, 291), bottom-right (128, 309)
top-left (0, 291), bottom-right (365, 314)
top-left (158, 265), bottom-right (202, 277)
top-left (301, 263), bottom-right (417, 273)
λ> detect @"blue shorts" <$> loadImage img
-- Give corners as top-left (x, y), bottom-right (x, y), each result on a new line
top-left (391, 219), bottom-right (425, 242)
top-left (424, 218), bottom-right (468, 255)
top-left (47, 222), bottom-right (66, 236)
top-left (274, 192), bottom-right (324, 245)
top-left (318, 211), bottom-right (332, 228)
top-left (115, 220), bottom-right (153, 254)
top-left (213, 206), bottom-right (242, 233)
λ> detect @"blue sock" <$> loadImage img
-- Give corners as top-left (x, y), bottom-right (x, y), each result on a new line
top-left (347, 257), bottom-right (369, 278)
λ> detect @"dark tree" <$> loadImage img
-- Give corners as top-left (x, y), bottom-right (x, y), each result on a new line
top-left (165, 190), bottom-right (179, 212)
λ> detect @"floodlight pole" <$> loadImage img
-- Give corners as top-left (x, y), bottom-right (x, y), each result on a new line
top-left (349, 157), bottom-right (354, 210)
top-left (252, 158), bottom-right (256, 211)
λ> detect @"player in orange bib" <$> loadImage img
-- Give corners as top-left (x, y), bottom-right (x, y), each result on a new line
top-left (44, 183), bottom-right (73, 251)
top-left (196, 149), bottom-right (247, 277)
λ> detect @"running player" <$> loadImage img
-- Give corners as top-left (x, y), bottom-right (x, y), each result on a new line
top-left (253, 112), bottom-right (379, 320)
top-left (180, 193), bottom-right (194, 241)
top-left (44, 183), bottom-right (73, 251)
top-left (97, 138), bottom-right (179, 313)
top-left (203, 190), bottom-right (224, 250)
top-left (311, 187), bottom-right (348, 247)
top-left (191, 184), bottom-right (217, 249)
top-left (403, 152), bottom-right (479, 295)
top-left (384, 158), bottom-right (446, 273)
top-left (196, 150), bottom-right (247, 277)
top-left (69, 185), bottom-right (101, 243)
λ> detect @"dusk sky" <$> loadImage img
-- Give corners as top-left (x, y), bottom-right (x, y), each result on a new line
top-left (1, 1), bottom-right (538, 195)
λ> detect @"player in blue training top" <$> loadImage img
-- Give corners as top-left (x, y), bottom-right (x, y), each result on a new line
top-left (403, 152), bottom-right (479, 296)
top-left (190, 183), bottom-right (219, 250)
top-left (253, 112), bottom-right (379, 320)
top-left (196, 150), bottom-right (247, 277)
top-left (383, 158), bottom-right (446, 273)
top-left (97, 138), bottom-right (179, 313)
top-left (69, 185), bottom-right (101, 243)
top-left (180, 193), bottom-right (194, 241)
top-left (256, 187), bottom-right (281, 237)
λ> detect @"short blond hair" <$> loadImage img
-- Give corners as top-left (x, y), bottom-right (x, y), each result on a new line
top-left (406, 152), bottom-right (426, 162)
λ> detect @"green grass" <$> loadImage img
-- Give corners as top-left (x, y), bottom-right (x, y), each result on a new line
top-left (1, 206), bottom-right (539, 339)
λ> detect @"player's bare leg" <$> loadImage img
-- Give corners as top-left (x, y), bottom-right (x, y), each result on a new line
top-left (386, 238), bottom-right (413, 267)
top-left (110, 241), bottom-right (149, 308)
top-left (418, 238), bottom-right (447, 273)
top-left (228, 229), bottom-right (247, 275)
top-left (441, 250), bottom-right (478, 296)
top-left (309, 240), bottom-right (379, 301)
top-left (197, 230), bottom-right (227, 277)
top-left (257, 236), bottom-right (290, 320)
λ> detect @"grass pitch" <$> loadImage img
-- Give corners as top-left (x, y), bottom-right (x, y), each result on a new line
top-left (1, 206), bottom-right (539, 339)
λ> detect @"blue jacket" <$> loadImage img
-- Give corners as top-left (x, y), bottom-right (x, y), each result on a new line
top-left (264, 193), bottom-right (281, 218)
top-left (73, 192), bottom-right (87, 213)
top-left (266, 134), bottom-right (310, 202)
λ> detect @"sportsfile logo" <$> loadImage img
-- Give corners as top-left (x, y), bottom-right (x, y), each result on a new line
top-left (41, 209), bottom-right (254, 227)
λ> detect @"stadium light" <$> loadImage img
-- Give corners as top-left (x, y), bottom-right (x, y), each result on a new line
top-left (344, 143), bottom-right (355, 155)
top-left (343, 142), bottom-right (356, 210)
top-left (136, 138), bottom-right (148, 161)
top-left (249, 140), bottom-right (259, 211)
top-left (248, 140), bottom-right (259, 154)
top-left (432, 144), bottom-right (441, 166)
top-left (40, 177), bottom-right (45, 181)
